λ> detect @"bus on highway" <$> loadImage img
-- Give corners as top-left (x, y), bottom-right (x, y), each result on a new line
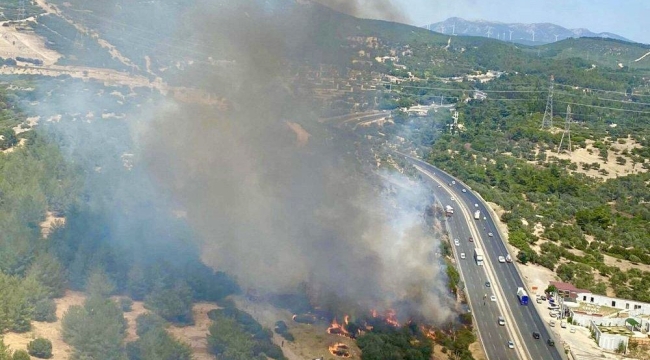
top-left (474, 247), bottom-right (484, 266)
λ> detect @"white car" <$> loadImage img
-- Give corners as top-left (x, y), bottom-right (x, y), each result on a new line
top-left (461, 188), bottom-right (467, 193)
top-left (451, 197), bottom-right (455, 201)
top-left (454, 239), bottom-right (460, 246)
top-left (437, 185), bottom-right (441, 188)
top-left (474, 203), bottom-right (479, 208)
top-left (508, 340), bottom-right (514, 349)
top-left (452, 181), bottom-right (456, 184)
top-left (490, 295), bottom-right (497, 302)
top-left (460, 252), bottom-right (466, 259)
top-left (498, 256), bottom-right (506, 263)
top-left (488, 232), bottom-right (494, 237)
top-left (570, 327), bottom-right (576, 333)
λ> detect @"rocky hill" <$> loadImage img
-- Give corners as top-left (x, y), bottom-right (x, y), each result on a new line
top-left (424, 17), bottom-right (631, 45)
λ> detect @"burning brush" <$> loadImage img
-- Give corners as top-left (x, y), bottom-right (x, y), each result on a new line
top-left (328, 343), bottom-right (351, 358)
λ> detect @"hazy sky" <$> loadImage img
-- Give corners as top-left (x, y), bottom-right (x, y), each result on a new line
top-left (390, 0), bottom-right (649, 44)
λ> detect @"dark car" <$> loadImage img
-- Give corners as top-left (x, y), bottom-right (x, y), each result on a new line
top-left (485, 281), bottom-right (491, 288)
top-left (468, 236), bottom-right (474, 242)
top-left (547, 339), bottom-right (555, 346)
top-left (533, 332), bottom-right (540, 339)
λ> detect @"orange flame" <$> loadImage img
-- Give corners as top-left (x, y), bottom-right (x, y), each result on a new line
top-left (327, 317), bottom-right (352, 338)
top-left (328, 343), bottom-right (351, 358)
top-left (385, 309), bottom-right (399, 327)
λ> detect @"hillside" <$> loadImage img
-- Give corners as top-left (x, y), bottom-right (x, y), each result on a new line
top-left (0, 0), bottom-right (650, 359)
top-left (425, 17), bottom-right (631, 45)
top-left (536, 37), bottom-right (650, 71)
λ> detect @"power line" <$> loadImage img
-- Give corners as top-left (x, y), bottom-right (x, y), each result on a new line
top-left (554, 83), bottom-right (650, 98)
top-left (556, 101), bottom-right (650, 115)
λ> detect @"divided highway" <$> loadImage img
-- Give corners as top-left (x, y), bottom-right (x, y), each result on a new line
top-left (400, 153), bottom-right (565, 360)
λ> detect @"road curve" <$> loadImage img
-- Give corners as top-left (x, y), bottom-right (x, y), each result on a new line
top-left (400, 153), bottom-right (565, 360)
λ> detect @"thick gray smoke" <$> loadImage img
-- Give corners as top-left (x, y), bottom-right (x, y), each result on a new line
top-left (29, 0), bottom-right (450, 322)
top-left (313, 0), bottom-right (410, 24)
top-left (129, 0), bottom-right (452, 322)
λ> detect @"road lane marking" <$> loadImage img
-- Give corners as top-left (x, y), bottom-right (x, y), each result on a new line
top-left (415, 165), bottom-right (526, 360)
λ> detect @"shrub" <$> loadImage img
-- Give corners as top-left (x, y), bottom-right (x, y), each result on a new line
top-left (27, 338), bottom-right (52, 359)
top-left (33, 299), bottom-right (57, 322)
top-left (12, 350), bottom-right (31, 360)
top-left (135, 313), bottom-right (166, 337)
top-left (120, 297), bottom-right (134, 312)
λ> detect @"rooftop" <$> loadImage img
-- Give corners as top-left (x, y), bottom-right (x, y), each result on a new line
top-left (574, 302), bottom-right (619, 317)
top-left (549, 281), bottom-right (590, 294)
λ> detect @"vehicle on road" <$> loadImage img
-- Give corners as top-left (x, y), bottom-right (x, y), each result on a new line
top-left (437, 184), bottom-right (441, 188)
top-left (507, 340), bottom-right (514, 349)
top-left (468, 236), bottom-right (473, 242)
top-left (445, 205), bottom-right (454, 216)
top-left (536, 298), bottom-right (543, 304)
top-left (517, 287), bottom-right (529, 305)
top-left (490, 295), bottom-right (497, 302)
top-left (498, 316), bottom-right (505, 326)
top-left (547, 339), bottom-right (555, 346)
top-left (460, 252), bottom-right (466, 259)
top-left (549, 320), bottom-right (556, 327)
top-left (452, 180), bottom-right (456, 185)
top-left (570, 327), bottom-right (576, 333)
top-left (474, 247), bottom-right (484, 266)
top-left (462, 188), bottom-right (466, 193)
top-left (533, 332), bottom-right (540, 339)
top-left (451, 196), bottom-right (455, 201)
top-left (485, 281), bottom-right (491, 287)
top-left (561, 322), bottom-right (567, 328)
top-left (505, 254), bottom-right (512, 263)
top-left (454, 239), bottom-right (460, 246)
top-left (474, 210), bottom-right (481, 220)
top-left (498, 256), bottom-right (506, 263)
top-left (474, 203), bottom-right (478, 208)
top-left (488, 232), bottom-right (494, 237)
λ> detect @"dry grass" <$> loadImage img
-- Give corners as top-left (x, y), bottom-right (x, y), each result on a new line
top-left (167, 302), bottom-right (218, 360)
top-left (234, 297), bottom-right (361, 360)
top-left (540, 137), bottom-right (648, 180)
top-left (469, 341), bottom-right (487, 360)
top-left (3, 291), bottom-right (85, 359)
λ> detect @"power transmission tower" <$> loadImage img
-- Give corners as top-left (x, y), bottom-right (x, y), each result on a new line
top-left (450, 110), bottom-right (459, 134)
top-left (541, 75), bottom-right (554, 129)
top-left (17, 0), bottom-right (26, 21)
top-left (557, 105), bottom-right (572, 155)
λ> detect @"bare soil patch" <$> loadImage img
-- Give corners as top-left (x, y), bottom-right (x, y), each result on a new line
top-left (542, 137), bottom-right (648, 180)
top-left (0, 23), bottom-right (62, 65)
top-left (40, 210), bottom-right (66, 238)
top-left (603, 253), bottom-right (650, 273)
top-left (116, 299), bottom-right (149, 343)
top-left (167, 302), bottom-right (218, 360)
top-left (3, 291), bottom-right (85, 359)
top-left (516, 262), bottom-right (558, 296)
top-left (285, 121), bottom-right (311, 147)
top-left (468, 341), bottom-right (487, 360)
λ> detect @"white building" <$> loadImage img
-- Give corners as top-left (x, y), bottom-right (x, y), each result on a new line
top-left (576, 292), bottom-right (650, 316)
top-left (589, 320), bottom-right (629, 352)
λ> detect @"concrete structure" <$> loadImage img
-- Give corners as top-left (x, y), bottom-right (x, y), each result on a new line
top-left (589, 320), bottom-right (630, 352)
top-left (549, 281), bottom-right (589, 301)
top-left (576, 292), bottom-right (650, 316)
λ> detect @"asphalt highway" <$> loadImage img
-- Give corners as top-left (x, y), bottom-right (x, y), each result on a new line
top-left (401, 153), bottom-right (565, 360)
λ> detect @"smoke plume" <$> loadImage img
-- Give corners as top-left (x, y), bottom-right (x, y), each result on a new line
top-left (313, 0), bottom-right (410, 24)
top-left (33, 0), bottom-right (451, 323)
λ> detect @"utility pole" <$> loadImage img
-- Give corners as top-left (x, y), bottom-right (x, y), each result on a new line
top-left (558, 105), bottom-right (573, 154)
top-left (17, 0), bottom-right (26, 21)
top-left (541, 75), bottom-right (554, 129)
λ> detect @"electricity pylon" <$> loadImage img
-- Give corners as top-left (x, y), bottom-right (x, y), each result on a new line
top-left (541, 75), bottom-right (554, 129)
top-left (557, 105), bottom-right (572, 155)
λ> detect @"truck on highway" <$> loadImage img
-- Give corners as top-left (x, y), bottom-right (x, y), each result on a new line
top-left (517, 287), bottom-right (529, 305)
top-left (474, 248), bottom-right (484, 266)
top-left (445, 205), bottom-right (454, 216)
top-left (474, 210), bottom-right (480, 220)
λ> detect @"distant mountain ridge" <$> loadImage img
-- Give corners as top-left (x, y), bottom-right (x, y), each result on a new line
top-left (423, 17), bottom-right (632, 45)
